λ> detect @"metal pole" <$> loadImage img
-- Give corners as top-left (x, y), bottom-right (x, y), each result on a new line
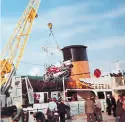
top-left (63, 77), bottom-right (65, 101)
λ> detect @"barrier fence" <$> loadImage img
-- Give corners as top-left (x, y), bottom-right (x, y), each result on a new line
top-left (33, 100), bottom-right (107, 116)
top-left (65, 100), bottom-right (107, 116)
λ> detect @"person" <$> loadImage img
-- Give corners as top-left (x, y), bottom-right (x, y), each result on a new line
top-left (120, 93), bottom-right (125, 122)
top-left (90, 96), bottom-right (97, 120)
top-left (12, 103), bottom-right (24, 122)
top-left (95, 96), bottom-right (103, 121)
top-left (57, 99), bottom-right (66, 122)
top-left (48, 98), bottom-right (58, 111)
top-left (90, 96), bottom-right (97, 121)
top-left (117, 95), bottom-right (122, 104)
top-left (65, 104), bottom-right (71, 120)
top-left (47, 98), bottom-right (58, 122)
top-left (85, 96), bottom-right (96, 122)
top-left (33, 112), bottom-right (46, 122)
top-left (115, 95), bottom-right (124, 122)
top-left (106, 94), bottom-right (112, 116)
top-left (111, 95), bottom-right (116, 117)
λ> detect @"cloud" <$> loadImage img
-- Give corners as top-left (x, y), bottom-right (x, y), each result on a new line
top-left (28, 67), bottom-right (41, 76)
top-left (79, 6), bottom-right (125, 20)
top-left (1, 1), bottom-right (125, 74)
top-left (102, 6), bottom-right (125, 19)
top-left (86, 36), bottom-right (125, 50)
top-left (33, 2), bottom-right (95, 31)
top-left (1, 3), bottom-right (125, 46)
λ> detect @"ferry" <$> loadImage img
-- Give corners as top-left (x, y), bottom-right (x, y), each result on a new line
top-left (1, 45), bottom-right (125, 122)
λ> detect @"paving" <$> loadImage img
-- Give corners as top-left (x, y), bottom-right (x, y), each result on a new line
top-left (1, 113), bottom-right (115, 122)
top-left (66, 113), bottom-right (115, 122)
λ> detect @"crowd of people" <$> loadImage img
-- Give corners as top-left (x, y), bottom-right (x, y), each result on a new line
top-left (85, 96), bottom-right (103, 122)
top-left (84, 93), bottom-right (125, 122)
top-left (106, 93), bottom-right (125, 122)
top-left (10, 93), bottom-right (125, 122)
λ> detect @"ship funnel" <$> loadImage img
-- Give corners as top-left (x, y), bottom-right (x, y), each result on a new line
top-left (61, 45), bottom-right (91, 89)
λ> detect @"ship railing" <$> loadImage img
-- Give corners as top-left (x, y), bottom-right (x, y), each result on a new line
top-left (92, 84), bottom-right (111, 89)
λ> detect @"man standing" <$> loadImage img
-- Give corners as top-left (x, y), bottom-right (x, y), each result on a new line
top-left (111, 95), bottom-right (116, 117)
top-left (106, 94), bottom-right (112, 116)
top-left (116, 95), bottom-right (124, 122)
top-left (57, 99), bottom-right (66, 122)
top-left (120, 93), bottom-right (125, 122)
top-left (85, 96), bottom-right (96, 122)
top-left (95, 96), bottom-right (103, 121)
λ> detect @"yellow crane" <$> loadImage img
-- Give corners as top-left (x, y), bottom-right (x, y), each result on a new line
top-left (0, 0), bottom-right (40, 92)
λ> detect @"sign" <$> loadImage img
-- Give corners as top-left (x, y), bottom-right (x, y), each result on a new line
top-left (94, 69), bottom-right (101, 78)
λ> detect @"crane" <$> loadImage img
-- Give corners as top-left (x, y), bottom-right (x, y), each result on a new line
top-left (0, 0), bottom-right (41, 94)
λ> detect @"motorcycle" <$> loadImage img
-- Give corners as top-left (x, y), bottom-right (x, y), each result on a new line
top-left (43, 60), bottom-right (73, 82)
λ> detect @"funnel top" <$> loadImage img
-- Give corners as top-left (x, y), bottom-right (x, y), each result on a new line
top-left (61, 45), bottom-right (88, 61)
top-left (61, 45), bottom-right (87, 50)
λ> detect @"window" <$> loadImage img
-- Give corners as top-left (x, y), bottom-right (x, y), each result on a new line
top-left (97, 92), bottom-right (105, 99)
top-left (44, 93), bottom-right (48, 103)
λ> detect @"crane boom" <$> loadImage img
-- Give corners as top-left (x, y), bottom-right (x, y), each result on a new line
top-left (0, 0), bottom-right (41, 90)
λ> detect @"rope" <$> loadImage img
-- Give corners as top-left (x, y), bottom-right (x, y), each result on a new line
top-left (49, 29), bottom-right (61, 50)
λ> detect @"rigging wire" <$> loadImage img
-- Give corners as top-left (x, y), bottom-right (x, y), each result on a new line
top-left (20, 61), bottom-right (44, 67)
top-left (49, 29), bottom-right (60, 50)
top-left (42, 23), bottom-right (61, 56)
top-left (41, 23), bottom-right (61, 68)
top-left (48, 23), bottom-right (61, 50)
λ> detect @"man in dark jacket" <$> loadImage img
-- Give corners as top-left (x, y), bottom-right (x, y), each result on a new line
top-left (106, 94), bottom-right (112, 116)
top-left (116, 95), bottom-right (124, 122)
top-left (120, 93), bottom-right (125, 122)
top-left (57, 99), bottom-right (66, 122)
top-left (111, 96), bottom-right (116, 117)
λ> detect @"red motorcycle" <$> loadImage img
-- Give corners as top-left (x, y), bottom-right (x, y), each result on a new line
top-left (43, 60), bottom-right (73, 82)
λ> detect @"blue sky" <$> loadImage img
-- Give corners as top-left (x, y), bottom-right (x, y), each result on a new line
top-left (1, 0), bottom-right (125, 75)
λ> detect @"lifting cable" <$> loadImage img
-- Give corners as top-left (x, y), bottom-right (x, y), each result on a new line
top-left (48, 23), bottom-right (61, 50)
top-left (42, 23), bottom-right (61, 53)
top-left (41, 23), bottom-right (61, 67)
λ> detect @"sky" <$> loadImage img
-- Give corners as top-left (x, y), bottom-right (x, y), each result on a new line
top-left (1, 0), bottom-right (125, 76)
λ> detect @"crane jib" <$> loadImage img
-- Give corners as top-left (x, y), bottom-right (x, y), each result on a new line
top-left (0, 0), bottom-right (41, 93)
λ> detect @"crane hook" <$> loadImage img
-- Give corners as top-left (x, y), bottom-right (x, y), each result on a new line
top-left (48, 23), bottom-right (52, 29)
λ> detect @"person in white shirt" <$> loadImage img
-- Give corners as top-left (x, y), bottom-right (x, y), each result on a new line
top-left (95, 96), bottom-right (103, 121)
top-left (47, 98), bottom-right (58, 122)
top-left (48, 98), bottom-right (58, 111)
